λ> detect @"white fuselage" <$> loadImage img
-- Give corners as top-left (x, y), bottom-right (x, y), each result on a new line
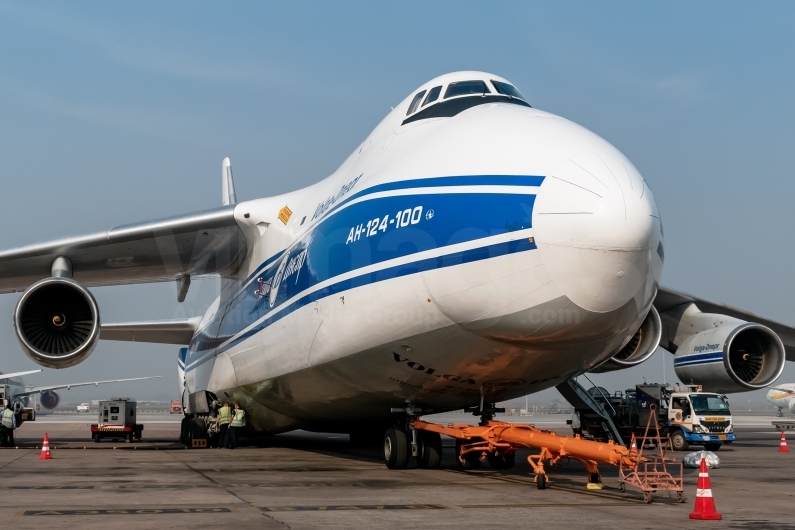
top-left (182, 72), bottom-right (664, 433)
top-left (767, 383), bottom-right (795, 414)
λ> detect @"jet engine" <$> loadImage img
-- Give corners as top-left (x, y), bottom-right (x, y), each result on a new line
top-left (589, 306), bottom-right (662, 373)
top-left (674, 323), bottom-right (786, 394)
top-left (14, 277), bottom-right (100, 369)
top-left (39, 390), bottom-right (60, 410)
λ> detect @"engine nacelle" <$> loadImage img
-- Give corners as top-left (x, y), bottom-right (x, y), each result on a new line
top-left (14, 277), bottom-right (100, 369)
top-left (675, 323), bottom-right (786, 394)
top-left (39, 390), bottom-right (60, 410)
top-left (590, 306), bottom-right (662, 373)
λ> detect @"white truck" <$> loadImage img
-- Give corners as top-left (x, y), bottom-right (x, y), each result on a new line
top-left (565, 382), bottom-right (735, 450)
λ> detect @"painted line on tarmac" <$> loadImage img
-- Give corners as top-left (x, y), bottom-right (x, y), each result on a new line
top-left (443, 469), bottom-right (646, 504)
top-left (259, 504), bottom-right (446, 512)
top-left (547, 484), bottom-right (646, 503)
top-left (8, 481), bottom-right (460, 491)
top-left (207, 466), bottom-right (377, 473)
top-left (460, 502), bottom-right (631, 508)
top-left (11, 485), bottom-right (95, 490)
top-left (22, 508), bottom-right (233, 516)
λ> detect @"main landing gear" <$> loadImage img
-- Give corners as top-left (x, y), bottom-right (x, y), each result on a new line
top-left (382, 402), bottom-right (515, 471)
top-left (383, 426), bottom-right (442, 469)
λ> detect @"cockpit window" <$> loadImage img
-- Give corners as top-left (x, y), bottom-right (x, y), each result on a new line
top-left (406, 90), bottom-right (426, 115)
top-left (422, 86), bottom-right (442, 107)
top-left (444, 80), bottom-right (490, 99)
top-left (491, 80), bottom-right (525, 100)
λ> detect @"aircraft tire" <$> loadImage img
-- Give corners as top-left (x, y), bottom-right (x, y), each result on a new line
top-left (416, 431), bottom-right (442, 469)
top-left (670, 430), bottom-right (689, 451)
top-left (384, 427), bottom-right (409, 469)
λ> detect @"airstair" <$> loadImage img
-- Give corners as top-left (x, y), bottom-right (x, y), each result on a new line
top-left (556, 378), bottom-right (625, 446)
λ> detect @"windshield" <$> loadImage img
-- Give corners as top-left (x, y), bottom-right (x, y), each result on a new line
top-left (444, 80), bottom-right (490, 99)
top-left (491, 80), bottom-right (525, 100)
top-left (689, 394), bottom-right (730, 415)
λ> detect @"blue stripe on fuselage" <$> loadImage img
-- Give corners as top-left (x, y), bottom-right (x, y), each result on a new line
top-left (241, 175), bottom-right (545, 290)
top-left (186, 237), bottom-right (537, 370)
top-left (186, 176), bottom-right (544, 370)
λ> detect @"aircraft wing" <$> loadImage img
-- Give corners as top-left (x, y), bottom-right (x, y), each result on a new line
top-left (100, 318), bottom-right (201, 345)
top-left (654, 286), bottom-right (795, 362)
top-left (0, 206), bottom-right (246, 293)
top-left (15, 376), bottom-right (161, 397)
top-left (0, 369), bottom-right (42, 380)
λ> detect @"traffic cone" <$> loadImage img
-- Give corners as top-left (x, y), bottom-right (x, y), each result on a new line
top-left (39, 433), bottom-right (52, 460)
top-left (689, 457), bottom-right (721, 520)
top-left (779, 432), bottom-right (789, 453)
top-left (630, 433), bottom-right (638, 452)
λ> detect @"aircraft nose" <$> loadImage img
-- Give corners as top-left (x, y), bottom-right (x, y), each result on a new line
top-left (532, 151), bottom-right (661, 313)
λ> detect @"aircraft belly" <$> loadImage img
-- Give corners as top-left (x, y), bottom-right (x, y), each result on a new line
top-left (215, 308), bottom-right (641, 430)
top-left (227, 303), bottom-right (626, 427)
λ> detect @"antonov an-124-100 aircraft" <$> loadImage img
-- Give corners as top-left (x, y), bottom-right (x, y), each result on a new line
top-left (1, 72), bottom-right (792, 462)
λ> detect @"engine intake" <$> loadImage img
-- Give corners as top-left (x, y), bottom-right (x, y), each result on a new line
top-left (14, 277), bottom-right (100, 369)
top-left (675, 323), bottom-right (786, 393)
top-left (40, 390), bottom-right (60, 409)
top-left (590, 306), bottom-right (662, 373)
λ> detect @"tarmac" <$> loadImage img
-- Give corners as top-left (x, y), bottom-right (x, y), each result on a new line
top-left (1, 412), bottom-right (793, 529)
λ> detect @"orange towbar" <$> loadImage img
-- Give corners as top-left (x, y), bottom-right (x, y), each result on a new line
top-left (413, 418), bottom-right (637, 488)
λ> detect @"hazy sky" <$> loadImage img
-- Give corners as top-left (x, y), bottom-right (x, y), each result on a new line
top-left (0, 2), bottom-right (793, 407)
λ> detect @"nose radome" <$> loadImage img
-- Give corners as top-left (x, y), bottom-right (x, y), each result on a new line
top-left (532, 151), bottom-right (660, 313)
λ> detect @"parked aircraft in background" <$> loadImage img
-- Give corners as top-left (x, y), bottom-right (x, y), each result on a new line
top-left (0, 71), bottom-right (791, 465)
top-left (767, 383), bottom-right (795, 416)
top-left (0, 371), bottom-right (159, 413)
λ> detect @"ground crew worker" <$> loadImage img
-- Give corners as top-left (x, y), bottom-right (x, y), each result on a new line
top-left (216, 402), bottom-right (232, 449)
top-left (1, 405), bottom-right (16, 447)
top-left (228, 403), bottom-right (245, 450)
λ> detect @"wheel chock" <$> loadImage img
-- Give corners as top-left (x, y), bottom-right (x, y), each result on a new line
top-left (586, 482), bottom-right (604, 490)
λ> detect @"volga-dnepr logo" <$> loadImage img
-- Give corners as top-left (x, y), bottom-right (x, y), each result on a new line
top-left (693, 343), bottom-right (720, 353)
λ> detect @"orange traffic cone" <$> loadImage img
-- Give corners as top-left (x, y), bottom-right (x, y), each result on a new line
top-left (689, 457), bottom-right (721, 520)
top-left (630, 433), bottom-right (638, 452)
top-left (779, 432), bottom-right (789, 453)
top-left (39, 433), bottom-right (52, 460)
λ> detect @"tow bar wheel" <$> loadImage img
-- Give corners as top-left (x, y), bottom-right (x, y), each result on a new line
top-left (384, 427), bottom-right (409, 469)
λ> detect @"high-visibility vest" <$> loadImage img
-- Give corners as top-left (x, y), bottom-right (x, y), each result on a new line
top-left (217, 406), bottom-right (232, 426)
top-left (1, 409), bottom-right (13, 429)
top-left (231, 409), bottom-right (245, 428)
